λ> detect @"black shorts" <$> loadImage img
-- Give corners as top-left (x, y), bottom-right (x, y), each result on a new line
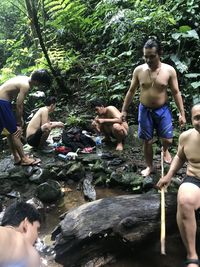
top-left (182, 175), bottom-right (200, 188)
top-left (27, 128), bottom-right (43, 147)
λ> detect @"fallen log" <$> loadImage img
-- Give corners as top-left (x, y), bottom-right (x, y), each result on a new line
top-left (52, 193), bottom-right (187, 266)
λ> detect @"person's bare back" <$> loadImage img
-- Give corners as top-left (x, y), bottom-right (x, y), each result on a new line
top-left (0, 76), bottom-right (30, 102)
top-left (0, 227), bottom-right (40, 267)
top-left (26, 107), bottom-right (49, 137)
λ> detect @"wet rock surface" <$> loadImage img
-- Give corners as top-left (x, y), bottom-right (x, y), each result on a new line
top-left (0, 127), bottom-right (188, 267)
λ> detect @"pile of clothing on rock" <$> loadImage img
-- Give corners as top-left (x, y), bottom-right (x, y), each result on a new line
top-left (54, 127), bottom-right (96, 155)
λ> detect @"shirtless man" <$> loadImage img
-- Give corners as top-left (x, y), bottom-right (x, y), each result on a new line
top-left (122, 37), bottom-right (186, 176)
top-left (0, 69), bottom-right (51, 165)
top-left (157, 103), bottom-right (200, 267)
top-left (0, 201), bottom-right (41, 267)
top-left (26, 96), bottom-right (64, 148)
top-left (91, 100), bottom-right (128, 151)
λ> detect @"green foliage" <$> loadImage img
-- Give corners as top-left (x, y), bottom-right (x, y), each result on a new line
top-left (0, 0), bottom-right (200, 121)
top-left (65, 113), bottom-right (85, 127)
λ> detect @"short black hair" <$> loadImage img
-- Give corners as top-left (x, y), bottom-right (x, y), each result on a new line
top-left (44, 96), bottom-right (57, 106)
top-left (30, 69), bottom-right (52, 86)
top-left (90, 99), bottom-right (105, 108)
top-left (1, 201), bottom-right (41, 227)
top-left (143, 37), bottom-right (162, 55)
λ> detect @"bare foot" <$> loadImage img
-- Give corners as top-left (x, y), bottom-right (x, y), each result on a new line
top-left (21, 157), bottom-right (41, 166)
top-left (163, 150), bottom-right (172, 164)
top-left (141, 166), bottom-right (153, 177)
top-left (116, 142), bottom-right (123, 151)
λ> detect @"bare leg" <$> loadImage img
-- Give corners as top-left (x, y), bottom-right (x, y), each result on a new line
top-left (177, 183), bottom-right (200, 266)
top-left (112, 123), bottom-right (128, 151)
top-left (7, 133), bottom-right (38, 165)
top-left (7, 135), bottom-right (21, 163)
top-left (141, 139), bottom-right (153, 177)
top-left (38, 129), bottom-right (50, 147)
top-left (162, 138), bottom-right (172, 164)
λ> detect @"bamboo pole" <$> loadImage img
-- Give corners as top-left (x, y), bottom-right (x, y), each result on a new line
top-left (161, 148), bottom-right (166, 255)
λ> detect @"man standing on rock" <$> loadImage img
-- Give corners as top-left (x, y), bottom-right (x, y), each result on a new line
top-left (0, 69), bottom-right (51, 165)
top-left (121, 37), bottom-right (186, 176)
top-left (157, 103), bottom-right (200, 267)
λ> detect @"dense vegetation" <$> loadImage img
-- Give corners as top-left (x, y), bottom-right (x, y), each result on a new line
top-left (0, 0), bottom-right (200, 122)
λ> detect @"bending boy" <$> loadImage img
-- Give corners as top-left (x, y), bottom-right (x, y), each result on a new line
top-left (0, 69), bottom-right (51, 165)
top-left (91, 100), bottom-right (128, 151)
top-left (26, 96), bottom-right (64, 148)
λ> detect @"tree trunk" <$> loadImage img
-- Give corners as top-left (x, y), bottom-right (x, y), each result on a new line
top-left (52, 193), bottom-right (191, 267)
top-left (24, 0), bottom-right (66, 93)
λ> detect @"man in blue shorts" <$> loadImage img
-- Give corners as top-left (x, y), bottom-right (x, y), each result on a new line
top-left (0, 69), bottom-right (51, 165)
top-left (157, 103), bottom-right (200, 267)
top-left (122, 37), bottom-right (186, 176)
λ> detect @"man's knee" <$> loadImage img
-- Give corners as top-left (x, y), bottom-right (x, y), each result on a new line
top-left (178, 194), bottom-right (196, 214)
top-left (161, 138), bottom-right (172, 146)
top-left (143, 139), bottom-right (153, 145)
top-left (112, 123), bottom-right (126, 136)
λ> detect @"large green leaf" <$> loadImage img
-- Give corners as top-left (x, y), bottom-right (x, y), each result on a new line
top-left (191, 82), bottom-right (200, 89)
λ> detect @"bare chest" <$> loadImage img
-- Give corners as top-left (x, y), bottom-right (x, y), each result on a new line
top-left (139, 69), bottom-right (169, 91)
top-left (184, 138), bottom-right (200, 163)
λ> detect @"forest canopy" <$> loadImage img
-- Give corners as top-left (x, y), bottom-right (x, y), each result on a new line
top-left (0, 0), bottom-right (200, 119)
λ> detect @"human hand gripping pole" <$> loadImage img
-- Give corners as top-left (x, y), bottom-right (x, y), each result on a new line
top-left (160, 147), bottom-right (166, 255)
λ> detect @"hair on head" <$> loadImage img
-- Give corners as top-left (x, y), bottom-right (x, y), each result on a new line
top-left (31, 69), bottom-right (52, 86)
top-left (143, 36), bottom-right (162, 55)
top-left (1, 201), bottom-right (41, 227)
top-left (44, 96), bottom-right (57, 106)
top-left (90, 99), bottom-right (105, 108)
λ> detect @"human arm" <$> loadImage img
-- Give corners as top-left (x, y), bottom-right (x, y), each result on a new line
top-left (169, 67), bottom-right (186, 127)
top-left (95, 117), bottom-right (122, 124)
top-left (49, 121), bottom-right (64, 128)
top-left (156, 133), bottom-right (187, 189)
top-left (16, 86), bottom-right (29, 127)
top-left (121, 68), bottom-right (139, 120)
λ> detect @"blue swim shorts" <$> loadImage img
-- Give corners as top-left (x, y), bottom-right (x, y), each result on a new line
top-left (0, 99), bottom-right (17, 135)
top-left (138, 103), bottom-right (173, 140)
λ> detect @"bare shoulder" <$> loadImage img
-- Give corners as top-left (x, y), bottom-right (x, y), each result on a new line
top-left (161, 63), bottom-right (176, 74)
top-left (107, 105), bottom-right (121, 113)
top-left (39, 107), bottom-right (48, 114)
top-left (134, 64), bottom-right (145, 74)
top-left (179, 129), bottom-right (194, 143)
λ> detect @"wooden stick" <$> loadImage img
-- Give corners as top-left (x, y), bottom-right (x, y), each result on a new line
top-left (161, 148), bottom-right (166, 255)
